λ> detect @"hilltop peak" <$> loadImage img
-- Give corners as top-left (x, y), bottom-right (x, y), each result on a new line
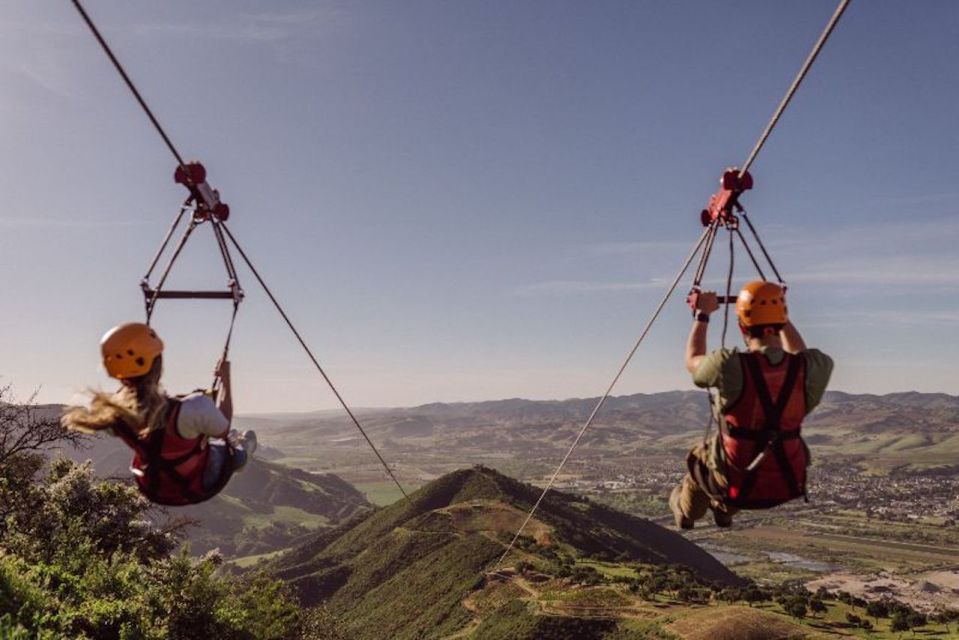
top-left (270, 466), bottom-right (740, 638)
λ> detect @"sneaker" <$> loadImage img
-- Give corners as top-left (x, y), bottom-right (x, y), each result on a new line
top-left (242, 430), bottom-right (257, 459)
top-left (712, 508), bottom-right (733, 528)
top-left (669, 486), bottom-right (694, 530)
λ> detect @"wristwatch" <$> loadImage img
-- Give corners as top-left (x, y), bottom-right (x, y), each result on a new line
top-left (695, 313), bottom-right (710, 323)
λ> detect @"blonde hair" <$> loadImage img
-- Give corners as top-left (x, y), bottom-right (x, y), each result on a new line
top-left (62, 357), bottom-right (168, 438)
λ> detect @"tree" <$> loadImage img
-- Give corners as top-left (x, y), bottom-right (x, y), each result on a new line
top-left (0, 460), bottom-right (303, 639)
top-left (0, 392), bottom-right (303, 640)
top-left (3, 458), bottom-right (184, 564)
top-left (891, 612), bottom-right (911, 635)
top-left (298, 606), bottom-right (348, 640)
top-left (866, 600), bottom-right (889, 622)
top-left (786, 600), bottom-right (807, 619)
top-left (809, 598), bottom-right (827, 617)
top-left (784, 596), bottom-right (807, 620)
top-left (0, 386), bottom-right (83, 466)
top-left (744, 585), bottom-right (769, 607)
top-left (906, 611), bottom-right (926, 634)
top-left (0, 387), bottom-right (83, 529)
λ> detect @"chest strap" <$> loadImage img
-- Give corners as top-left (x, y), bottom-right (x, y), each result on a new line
top-left (728, 352), bottom-right (803, 504)
top-left (114, 401), bottom-right (208, 503)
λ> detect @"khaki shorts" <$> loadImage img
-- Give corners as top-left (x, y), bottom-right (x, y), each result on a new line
top-left (674, 442), bottom-right (737, 522)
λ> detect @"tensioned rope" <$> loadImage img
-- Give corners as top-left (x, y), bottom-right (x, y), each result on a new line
top-left (220, 224), bottom-right (409, 501)
top-left (70, 0), bottom-right (410, 502)
top-left (740, 0), bottom-right (851, 177)
top-left (494, 0), bottom-right (850, 568)
top-left (494, 224), bottom-right (713, 566)
top-left (70, 0), bottom-right (186, 171)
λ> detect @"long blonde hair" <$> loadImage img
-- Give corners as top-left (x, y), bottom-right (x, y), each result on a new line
top-left (62, 357), bottom-right (169, 438)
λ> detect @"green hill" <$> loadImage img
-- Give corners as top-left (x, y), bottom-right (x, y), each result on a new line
top-left (269, 465), bottom-right (739, 639)
top-left (179, 458), bottom-right (373, 558)
top-left (54, 425), bottom-right (373, 560)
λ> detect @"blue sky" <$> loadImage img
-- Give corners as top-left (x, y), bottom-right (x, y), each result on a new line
top-left (1, 1), bottom-right (956, 412)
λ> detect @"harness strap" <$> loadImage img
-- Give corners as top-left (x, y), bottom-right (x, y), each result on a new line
top-left (730, 353), bottom-right (803, 503)
top-left (113, 400), bottom-right (214, 503)
top-left (723, 426), bottom-right (801, 441)
top-left (146, 401), bottom-right (207, 503)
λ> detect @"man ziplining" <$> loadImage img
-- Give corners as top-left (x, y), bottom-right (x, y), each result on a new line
top-left (670, 281), bottom-right (833, 529)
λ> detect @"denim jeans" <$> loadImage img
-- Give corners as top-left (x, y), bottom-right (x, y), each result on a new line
top-left (202, 440), bottom-right (247, 491)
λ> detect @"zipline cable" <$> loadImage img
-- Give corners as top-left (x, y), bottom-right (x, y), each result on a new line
top-left (739, 0), bottom-right (851, 177)
top-left (494, 225), bottom-right (713, 567)
top-left (220, 223), bottom-right (411, 502)
top-left (70, 0), bottom-right (187, 170)
top-left (70, 0), bottom-right (410, 503)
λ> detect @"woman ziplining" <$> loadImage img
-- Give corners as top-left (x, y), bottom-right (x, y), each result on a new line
top-left (63, 0), bottom-right (411, 506)
top-left (62, 323), bottom-right (257, 506)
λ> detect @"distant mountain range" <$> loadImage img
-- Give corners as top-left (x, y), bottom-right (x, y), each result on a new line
top-left (236, 390), bottom-right (959, 480)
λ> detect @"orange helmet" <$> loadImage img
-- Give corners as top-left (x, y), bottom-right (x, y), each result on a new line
top-left (100, 323), bottom-right (164, 380)
top-left (735, 281), bottom-right (787, 327)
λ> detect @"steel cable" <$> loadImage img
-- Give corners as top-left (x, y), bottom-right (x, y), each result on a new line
top-left (739, 0), bottom-right (851, 177)
top-left (494, 225), bottom-right (714, 567)
top-left (71, 0), bottom-right (188, 170)
top-left (220, 223), bottom-right (411, 502)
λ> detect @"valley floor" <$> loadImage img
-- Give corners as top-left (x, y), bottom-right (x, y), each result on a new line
top-left (458, 567), bottom-right (959, 639)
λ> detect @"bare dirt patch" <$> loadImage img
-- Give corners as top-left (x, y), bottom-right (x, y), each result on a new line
top-left (808, 569), bottom-right (959, 613)
top-left (667, 606), bottom-right (825, 640)
top-left (442, 500), bottom-right (554, 545)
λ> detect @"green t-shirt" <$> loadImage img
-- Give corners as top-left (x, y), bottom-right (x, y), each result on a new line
top-left (693, 346), bottom-right (833, 472)
top-left (693, 346), bottom-right (834, 414)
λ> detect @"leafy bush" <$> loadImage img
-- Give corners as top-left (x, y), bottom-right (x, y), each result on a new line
top-left (0, 455), bottom-right (302, 640)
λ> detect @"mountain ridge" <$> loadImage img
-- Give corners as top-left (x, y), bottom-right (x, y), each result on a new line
top-left (268, 465), bottom-right (741, 639)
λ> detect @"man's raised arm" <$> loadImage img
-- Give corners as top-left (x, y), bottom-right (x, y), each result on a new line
top-left (686, 291), bottom-right (718, 374)
top-left (780, 321), bottom-right (807, 354)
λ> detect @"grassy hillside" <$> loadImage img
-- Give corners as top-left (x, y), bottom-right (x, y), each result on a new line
top-left (268, 466), bottom-right (739, 639)
top-left (55, 427), bottom-right (373, 559)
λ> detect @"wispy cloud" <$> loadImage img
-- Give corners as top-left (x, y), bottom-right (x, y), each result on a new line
top-left (0, 216), bottom-right (150, 230)
top-left (128, 9), bottom-right (344, 43)
top-left (788, 256), bottom-right (959, 287)
top-left (0, 60), bottom-right (74, 99)
top-left (585, 240), bottom-right (693, 256)
top-left (519, 215), bottom-right (959, 297)
top-left (806, 309), bottom-right (958, 328)
top-left (515, 279), bottom-right (667, 296)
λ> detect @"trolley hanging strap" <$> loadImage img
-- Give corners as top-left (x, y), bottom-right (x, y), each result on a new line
top-left (138, 162), bottom-right (245, 381)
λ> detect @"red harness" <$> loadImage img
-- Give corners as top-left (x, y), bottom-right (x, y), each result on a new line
top-left (112, 399), bottom-right (232, 506)
top-left (720, 351), bottom-right (809, 509)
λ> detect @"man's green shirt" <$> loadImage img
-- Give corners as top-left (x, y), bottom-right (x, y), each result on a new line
top-left (693, 346), bottom-right (834, 414)
top-left (692, 346), bottom-right (833, 472)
